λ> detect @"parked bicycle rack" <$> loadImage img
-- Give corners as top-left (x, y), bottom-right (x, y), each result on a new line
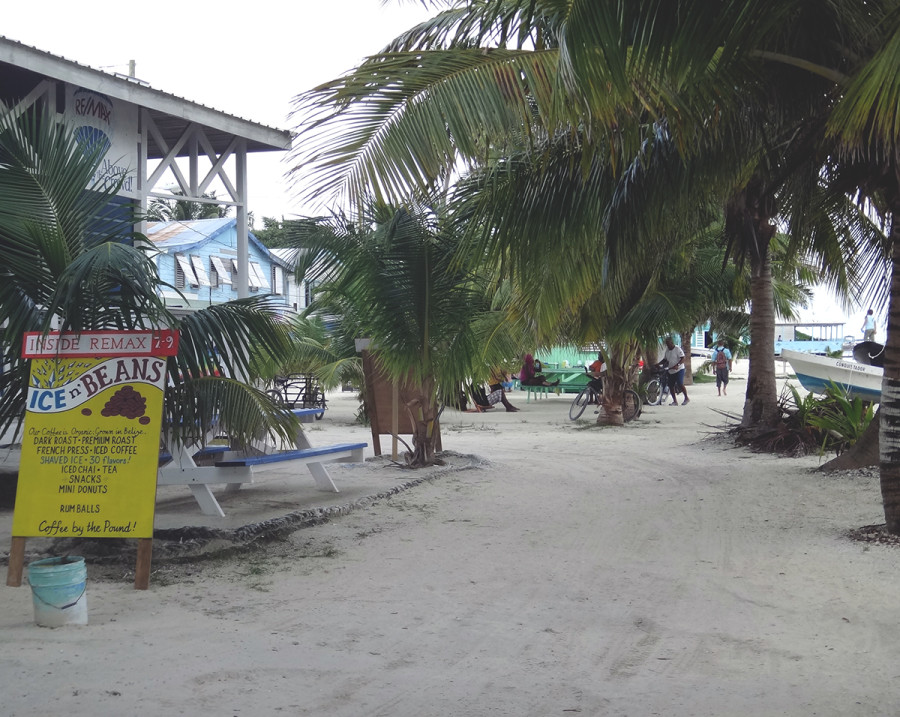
top-left (267, 374), bottom-right (327, 418)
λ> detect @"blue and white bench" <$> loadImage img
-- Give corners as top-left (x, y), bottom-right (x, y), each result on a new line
top-left (157, 408), bottom-right (367, 517)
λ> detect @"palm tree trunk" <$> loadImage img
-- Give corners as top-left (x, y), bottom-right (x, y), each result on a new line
top-left (401, 380), bottom-right (440, 467)
top-left (597, 341), bottom-right (637, 427)
top-left (680, 329), bottom-right (694, 385)
top-left (880, 196), bottom-right (900, 532)
top-left (741, 250), bottom-right (779, 430)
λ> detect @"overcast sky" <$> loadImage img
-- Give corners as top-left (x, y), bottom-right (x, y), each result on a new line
top-left (3, 0), bottom-right (431, 219)
top-left (3, 1), bottom-right (879, 330)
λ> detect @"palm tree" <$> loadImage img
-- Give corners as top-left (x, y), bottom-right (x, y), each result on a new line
top-left (253, 313), bottom-right (365, 392)
top-left (287, 197), bottom-right (523, 465)
top-left (291, 0), bottom-right (888, 416)
top-left (291, 1), bottom-right (900, 522)
top-left (146, 191), bottom-right (231, 222)
top-left (0, 106), bottom-right (298, 451)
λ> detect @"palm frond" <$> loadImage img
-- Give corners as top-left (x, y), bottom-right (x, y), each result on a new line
top-left (163, 376), bottom-right (300, 451)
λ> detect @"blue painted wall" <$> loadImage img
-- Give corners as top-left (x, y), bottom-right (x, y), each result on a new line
top-left (148, 219), bottom-right (297, 311)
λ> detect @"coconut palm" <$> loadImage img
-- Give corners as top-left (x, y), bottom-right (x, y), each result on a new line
top-left (146, 191), bottom-right (230, 222)
top-left (290, 1), bottom-right (877, 430)
top-left (253, 313), bottom-right (365, 393)
top-left (292, 0), bottom-right (900, 522)
top-left (0, 105), bottom-right (298, 450)
top-left (287, 196), bottom-right (524, 465)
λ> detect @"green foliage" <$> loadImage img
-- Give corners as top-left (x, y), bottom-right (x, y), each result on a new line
top-left (253, 217), bottom-right (329, 248)
top-left (146, 192), bottom-right (229, 221)
top-left (747, 383), bottom-right (874, 457)
top-left (254, 313), bottom-right (363, 392)
top-left (806, 383), bottom-right (875, 455)
top-left (289, 0), bottom-right (895, 435)
top-left (292, 197), bottom-right (523, 407)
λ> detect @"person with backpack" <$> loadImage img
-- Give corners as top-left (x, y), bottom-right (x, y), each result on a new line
top-left (712, 338), bottom-right (733, 396)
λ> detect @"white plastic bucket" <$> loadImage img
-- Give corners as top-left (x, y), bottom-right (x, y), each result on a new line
top-left (27, 556), bottom-right (88, 627)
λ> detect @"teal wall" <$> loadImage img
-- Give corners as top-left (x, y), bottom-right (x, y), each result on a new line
top-left (536, 345), bottom-right (602, 369)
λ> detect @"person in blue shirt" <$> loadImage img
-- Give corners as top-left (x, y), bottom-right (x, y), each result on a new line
top-left (711, 338), bottom-right (733, 396)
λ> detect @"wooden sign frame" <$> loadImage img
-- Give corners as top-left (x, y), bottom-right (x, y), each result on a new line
top-left (6, 329), bottom-right (178, 590)
top-left (360, 350), bottom-right (442, 460)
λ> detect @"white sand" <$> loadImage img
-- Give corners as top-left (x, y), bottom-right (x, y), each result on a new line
top-left (2, 363), bottom-right (900, 716)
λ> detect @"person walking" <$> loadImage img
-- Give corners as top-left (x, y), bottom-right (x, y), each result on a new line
top-left (711, 338), bottom-right (733, 396)
top-left (862, 309), bottom-right (877, 341)
top-left (656, 337), bottom-right (689, 406)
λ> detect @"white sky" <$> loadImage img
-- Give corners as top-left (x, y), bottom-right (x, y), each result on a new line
top-left (2, 0), bottom-right (431, 219)
top-left (3, 1), bottom-right (881, 331)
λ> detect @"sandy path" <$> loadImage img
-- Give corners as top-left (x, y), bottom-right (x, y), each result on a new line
top-left (2, 371), bottom-right (900, 716)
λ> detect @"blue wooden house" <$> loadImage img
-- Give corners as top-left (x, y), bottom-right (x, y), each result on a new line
top-left (146, 218), bottom-right (306, 313)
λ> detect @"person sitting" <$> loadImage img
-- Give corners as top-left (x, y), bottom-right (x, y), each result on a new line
top-left (490, 369), bottom-right (520, 411)
top-left (468, 379), bottom-right (519, 412)
top-left (468, 384), bottom-right (495, 411)
top-left (519, 354), bottom-right (559, 387)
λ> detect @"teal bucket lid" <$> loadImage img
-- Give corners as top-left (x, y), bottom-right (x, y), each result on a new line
top-left (28, 556), bottom-right (85, 570)
top-left (27, 556), bottom-right (86, 588)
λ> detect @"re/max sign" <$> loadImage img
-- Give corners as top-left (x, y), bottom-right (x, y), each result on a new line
top-left (23, 330), bottom-right (179, 358)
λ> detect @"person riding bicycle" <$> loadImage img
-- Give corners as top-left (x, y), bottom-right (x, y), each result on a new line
top-left (587, 351), bottom-right (607, 399)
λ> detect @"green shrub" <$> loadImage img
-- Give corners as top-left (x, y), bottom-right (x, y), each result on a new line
top-left (748, 383), bottom-right (874, 457)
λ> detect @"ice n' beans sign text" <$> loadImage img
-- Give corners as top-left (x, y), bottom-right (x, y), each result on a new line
top-left (12, 330), bottom-right (179, 540)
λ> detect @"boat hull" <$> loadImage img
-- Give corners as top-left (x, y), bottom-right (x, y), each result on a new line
top-left (782, 349), bottom-right (882, 402)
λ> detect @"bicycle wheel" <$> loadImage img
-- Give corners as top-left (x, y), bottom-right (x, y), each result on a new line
top-left (569, 387), bottom-right (592, 420)
top-left (659, 377), bottom-right (671, 405)
top-left (644, 378), bottom-right (661, 406)
top-left (623, 389), bottom-right (642, 422)
top-left (266, 389), bottom-right (285, 406)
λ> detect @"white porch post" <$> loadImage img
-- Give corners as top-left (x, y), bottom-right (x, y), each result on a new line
top-left (137, 108), bottom-right (148, 236)
top-left (235, 140), bottom-right (249, 299)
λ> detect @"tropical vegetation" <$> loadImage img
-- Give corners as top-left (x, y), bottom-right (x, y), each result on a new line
top-left (748, 383), bottom-right (875, 458)
top-left (288, 1), bottom-right (900, 528)
top-left (146, 191), bottom-right (231, 222)
top-left (0, 106), bottom-right (298, 451)
top-left (288, 196), bottom-right (522, 465)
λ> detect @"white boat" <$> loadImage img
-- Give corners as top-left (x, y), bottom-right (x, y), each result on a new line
top-left (782, 349), bottom-right (882, 402)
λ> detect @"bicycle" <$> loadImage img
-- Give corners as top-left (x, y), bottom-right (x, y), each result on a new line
top-left (642, 365), bottom-right (670, 406)
top-left (266, 373), bottom-right (327, 419)
top-left (568, 372), bottom-right (641, 422)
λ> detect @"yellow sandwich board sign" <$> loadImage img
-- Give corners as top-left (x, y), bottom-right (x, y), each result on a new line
top-left (7, 330), bottom-right (178, 589)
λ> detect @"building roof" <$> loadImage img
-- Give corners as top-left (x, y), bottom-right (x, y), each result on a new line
top-left (270, 247), bottom-right (304, 266)
top-left (146, 218), bottom-right (272, 258)
top-left (0, 36), bottom-right (292, 157)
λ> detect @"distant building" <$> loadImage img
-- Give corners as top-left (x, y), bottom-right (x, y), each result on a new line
top-left (0, 36), bottom-right (291, 299)
top-left (146, 218), bottom-right (309, 313)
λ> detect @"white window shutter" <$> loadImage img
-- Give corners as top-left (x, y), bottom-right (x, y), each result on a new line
top-left (190, 255), bottom-right (211, 287)
top-left (175, 253), bottom-right (198, 287)
top-left (250, 262), bottom-right (270, 290)
top-left (210, 256), bottom-right (232, 284)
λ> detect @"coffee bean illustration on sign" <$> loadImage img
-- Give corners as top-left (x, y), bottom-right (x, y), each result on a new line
top-left (81, 386), bottom-right (151, 424)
